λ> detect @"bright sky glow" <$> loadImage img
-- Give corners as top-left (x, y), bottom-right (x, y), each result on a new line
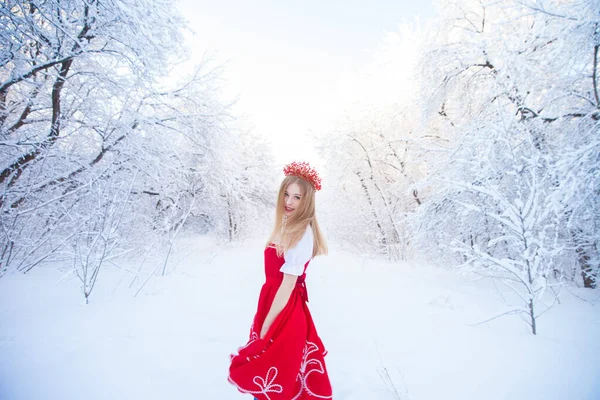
top-left (175, 0), bottom-right (433, 165)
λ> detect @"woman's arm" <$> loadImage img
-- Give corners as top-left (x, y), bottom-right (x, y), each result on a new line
top-left (260, 273), bottom-right (298, 339)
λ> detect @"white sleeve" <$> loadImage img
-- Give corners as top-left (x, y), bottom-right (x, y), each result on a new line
top-left (280, 227), bottom-right (314, 276)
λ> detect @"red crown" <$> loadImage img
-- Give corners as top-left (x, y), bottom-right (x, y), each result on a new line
top-left (283, 161), bottom-right (322, 191)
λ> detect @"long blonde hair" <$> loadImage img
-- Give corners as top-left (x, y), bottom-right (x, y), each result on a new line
top-left (266, 175), bottom-right (328, 258)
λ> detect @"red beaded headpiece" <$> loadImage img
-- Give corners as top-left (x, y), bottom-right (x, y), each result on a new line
top-left (283, 161), bottom-right (322, 191)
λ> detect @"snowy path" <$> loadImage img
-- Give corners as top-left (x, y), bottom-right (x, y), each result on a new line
top-left (0, 236), bottom-right (599, 400)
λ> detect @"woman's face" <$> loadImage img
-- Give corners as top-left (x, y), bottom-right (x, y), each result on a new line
top-left (283, 182), bottom-right (303, 217)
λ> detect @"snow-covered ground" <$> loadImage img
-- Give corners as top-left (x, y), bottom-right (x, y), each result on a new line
top-left (1, 235), bottom-right (599, 400)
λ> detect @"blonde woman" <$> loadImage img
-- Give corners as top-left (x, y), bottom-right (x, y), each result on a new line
top-left (228, 161), bottom-right (332, 400)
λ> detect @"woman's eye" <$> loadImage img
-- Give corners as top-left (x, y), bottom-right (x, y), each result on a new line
top-left (295, 196), bottom-right (300, 200)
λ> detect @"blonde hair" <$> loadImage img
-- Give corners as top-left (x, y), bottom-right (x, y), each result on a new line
top-left (266, 175), bottom-right (328, 258)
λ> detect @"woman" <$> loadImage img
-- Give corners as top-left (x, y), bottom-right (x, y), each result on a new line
top-left (228, 161), bottom-right (333, 400)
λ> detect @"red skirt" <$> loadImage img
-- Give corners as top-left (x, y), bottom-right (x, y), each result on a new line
top-left (228, 246), bottom-right (332, 399)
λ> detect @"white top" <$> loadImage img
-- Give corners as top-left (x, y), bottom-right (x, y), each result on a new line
top-left (280, 226), bottom-right (314, 276)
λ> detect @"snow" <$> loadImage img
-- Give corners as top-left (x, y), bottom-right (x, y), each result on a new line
top-left (0, 235), bottom-right (599, 400)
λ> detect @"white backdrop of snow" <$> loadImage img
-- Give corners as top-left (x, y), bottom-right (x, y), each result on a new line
top-left (0, 235), bottom-right (598, 400)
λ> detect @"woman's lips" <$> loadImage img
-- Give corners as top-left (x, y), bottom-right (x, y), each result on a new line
top-left (285, 207), bottom-right (294, 212)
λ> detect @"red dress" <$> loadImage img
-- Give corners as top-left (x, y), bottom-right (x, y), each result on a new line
top-left (228, 245), bottom-right (332, 399)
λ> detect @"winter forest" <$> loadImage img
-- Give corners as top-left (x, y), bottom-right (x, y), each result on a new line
top-left (1, 0), bottom-right (599, 399)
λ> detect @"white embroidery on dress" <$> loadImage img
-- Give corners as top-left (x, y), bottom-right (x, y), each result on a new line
top-left (230, 329), bottom-right (331, 399)
top-left (253, 367), bottom-right (284, 398)
top-left (228, 366), bottom-right (283, 400)
top-left (291, 341), bottom-right (332, 399)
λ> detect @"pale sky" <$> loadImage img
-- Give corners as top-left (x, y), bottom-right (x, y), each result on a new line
top-left (175, 0), bottom-right (433, 164)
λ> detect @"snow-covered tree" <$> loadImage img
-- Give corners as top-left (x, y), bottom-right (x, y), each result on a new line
top-left (322, 108), bottom-right (423, 261)
top-left (320, 24), bottom-right (425, 261)
top-left (320, 0), bottom-right (598, 332)
top-left (409, 0), bottom-right (600, 332)
top-left (0, 0), bottom-right (272, 284)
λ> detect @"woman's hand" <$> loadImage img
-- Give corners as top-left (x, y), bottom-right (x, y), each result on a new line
top-left (259, 273), bottom-right (298, 339)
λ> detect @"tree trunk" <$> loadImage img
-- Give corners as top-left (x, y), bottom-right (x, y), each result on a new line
top-left (355, 170), bottom-right (387, 246)
top-left (529, 298), bottom-right (537, 335)
top-left (227, 199), bottom-right (235, 241)
top-left (577, 245), bottom-right (597, 289)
